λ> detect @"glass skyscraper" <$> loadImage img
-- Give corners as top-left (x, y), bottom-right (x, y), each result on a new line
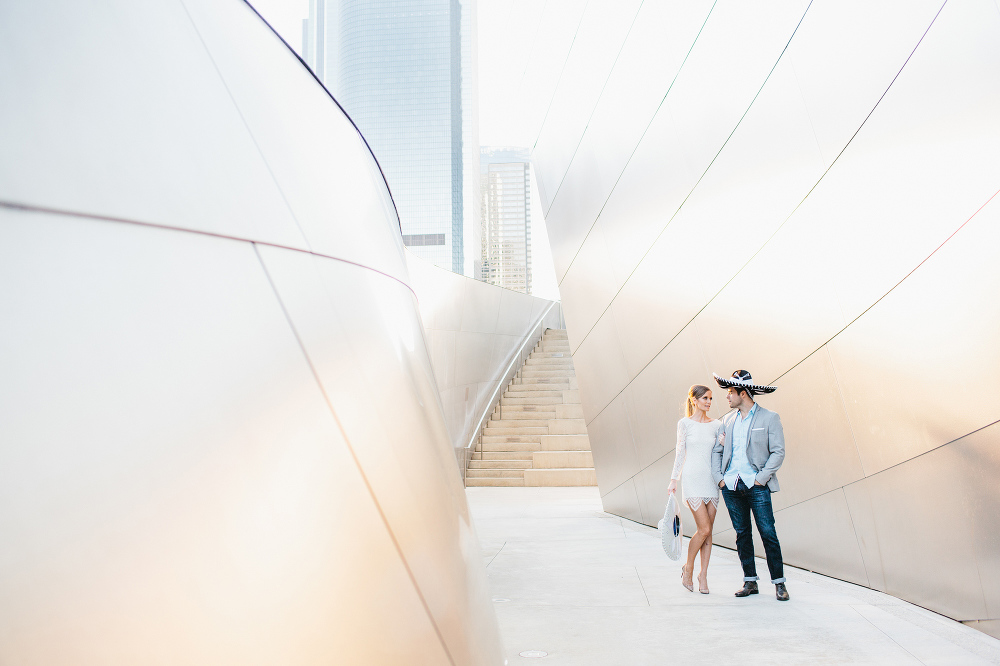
top-left (303, 0), bottom-right (480, 276)
top-left (480, 147), bottom-right (531, 294)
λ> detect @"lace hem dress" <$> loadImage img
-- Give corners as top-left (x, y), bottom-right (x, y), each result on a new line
top-left (670, 417), bottom-right (724, 511)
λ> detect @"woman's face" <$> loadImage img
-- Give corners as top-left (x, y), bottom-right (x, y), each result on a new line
top-left (695, 390), bottom-right (712, 413)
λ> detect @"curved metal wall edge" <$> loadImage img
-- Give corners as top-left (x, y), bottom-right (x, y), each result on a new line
top-left (240, 0), bottom-right (403, 232)
top-left (529, 0), bottom-right (1000, 636)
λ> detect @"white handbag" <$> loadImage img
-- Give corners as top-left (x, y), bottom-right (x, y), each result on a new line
top-left (658, 493), bottom-right (683, 560)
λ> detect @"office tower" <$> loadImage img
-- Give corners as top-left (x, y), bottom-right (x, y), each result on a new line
top-left (303, 0), bottom-right (480, 276)
top-left (480, 147), bottom-right (531, 294)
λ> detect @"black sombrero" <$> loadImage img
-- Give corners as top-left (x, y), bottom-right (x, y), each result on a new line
top-left (713, 369), bottom-right (777, 395)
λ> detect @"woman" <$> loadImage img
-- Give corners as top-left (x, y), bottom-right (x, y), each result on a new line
top-left (667, 385), bottom-right (723, 593)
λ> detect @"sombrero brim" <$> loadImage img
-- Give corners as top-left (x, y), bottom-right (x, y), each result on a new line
top-left (713, 372), bottom-right (777, 395)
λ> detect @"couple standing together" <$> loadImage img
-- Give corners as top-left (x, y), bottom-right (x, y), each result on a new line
top-left (666, 370), bottom-right (789, 602)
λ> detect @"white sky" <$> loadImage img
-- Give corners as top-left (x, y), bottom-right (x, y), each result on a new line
top-left (247, 0), bottom-right (561, 300)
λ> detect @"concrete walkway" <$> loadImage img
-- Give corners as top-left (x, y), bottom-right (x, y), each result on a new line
top-left (467, 487), bottom-right (1000, 665)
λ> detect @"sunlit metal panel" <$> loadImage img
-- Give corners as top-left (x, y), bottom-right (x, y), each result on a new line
top-left (0, 0), bottom-right (506, 661)
top-left (531, 0), bottom-right (1000, 633)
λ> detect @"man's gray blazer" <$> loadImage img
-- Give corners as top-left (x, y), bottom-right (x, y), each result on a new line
top-left (711, 404), bottom-right (785, 492)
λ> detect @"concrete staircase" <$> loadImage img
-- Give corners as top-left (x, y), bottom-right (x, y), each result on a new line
top-left (466, 329), bottom-right (597, 487)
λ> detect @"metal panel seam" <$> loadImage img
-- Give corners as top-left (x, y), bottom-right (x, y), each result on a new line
top-left (0, 200), bottom-right (418, 299)
top-left (547, 0), bottom-right (718, 225)
top-left (240, 0), bottom-right (403, 231)
top-left (250, 243), bottom-right (459, 666)
top-left (176, 0), bottom-right (313, 253)
top-left (560, 0), bottom-right (945, 365)
top-left (533, 0), bottom-right (647, 203)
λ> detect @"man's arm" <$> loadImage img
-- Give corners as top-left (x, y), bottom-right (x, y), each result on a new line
top-left (712, 418), bottom-right (726, 487)
top-left (755, 413), bottom-right (785, 486)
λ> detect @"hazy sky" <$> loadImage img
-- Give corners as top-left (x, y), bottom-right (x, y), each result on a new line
top-left (246, 0), bottom-right (561, 300)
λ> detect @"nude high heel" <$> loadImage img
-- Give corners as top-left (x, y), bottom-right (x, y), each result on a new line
top-left (698, 575), bottom-right (710, 594)
top-left (680, 565), bottom-right (694, 592)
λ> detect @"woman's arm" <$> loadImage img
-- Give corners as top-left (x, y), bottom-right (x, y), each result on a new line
top-left (668, 420), bottom-right (686, 493)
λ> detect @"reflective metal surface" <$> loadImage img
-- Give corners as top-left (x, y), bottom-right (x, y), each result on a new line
top-left (530, 0), bottom-right (1000, 630)
top-left (0, 2), bottom-right (504, 662)
top-left (0, 0), bottom-right (307, 250)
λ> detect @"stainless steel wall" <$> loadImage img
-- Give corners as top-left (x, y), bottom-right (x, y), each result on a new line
top-left (0, 0), bottom-right (503, 662)
top-left (529, 0), bottom-right (1000, 637)
top-left (406, 252), bottom-right (560, 477)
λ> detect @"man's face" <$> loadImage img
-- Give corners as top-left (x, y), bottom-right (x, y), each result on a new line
top-left (726, 387), bottom-right (743, 408)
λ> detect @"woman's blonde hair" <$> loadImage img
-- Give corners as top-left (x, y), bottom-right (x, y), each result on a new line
top-left (685, 384), bottom-right (711, 417)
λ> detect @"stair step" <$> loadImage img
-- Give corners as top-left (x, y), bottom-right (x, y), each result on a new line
top-left (479, 451), bottom-right (538, 460)
top-left (491, 411), bottom-right (556, 420)
top-left (479, 441), bottom-right (542, 452)
top-left (504, 390), bottom-right (565, 399)
top-left (549, 419), bottom-right (587, 435)
top-left (467, 469), bottom-right (527, 478)
top-left (501, 396), bottom-right (564, 405)
top-left (498, 404), bottom-right (557, 412)
top-left (513, 377), bottom-right (570, 391)
top-left (532, 451), bottom-right (594, 469)
top-left (481, 435), bottom-right (542, 444)
top-left (469, 460), bottom-right (532, 469)
top-left (540, 435), bottom-right (591, 451)
top-left (466, 477), bottom-right (524, 487)
top-left (523, 468), bottom-right (597, 486)
top-left (554, 404), bottom-right (584, 419)
top-left (520, 369), bottom-right (575, 377)
top-left (481, 427), bottom-right (548, 436)
top-left (485, 419), bottom-right (549, 428)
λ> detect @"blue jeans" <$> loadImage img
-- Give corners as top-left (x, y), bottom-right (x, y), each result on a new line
top-left (721, 478), bottom-right (785, 584)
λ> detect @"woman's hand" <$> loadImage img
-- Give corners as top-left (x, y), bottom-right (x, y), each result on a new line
top-left (667, 480), bottom-right (677, 494)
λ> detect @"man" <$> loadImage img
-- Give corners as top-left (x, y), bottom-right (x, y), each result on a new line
top-left (712, 370), bottom-right (789, 601)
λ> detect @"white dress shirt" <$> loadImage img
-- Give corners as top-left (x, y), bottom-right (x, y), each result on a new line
top-left (724, 402), bottom-right (758, 491)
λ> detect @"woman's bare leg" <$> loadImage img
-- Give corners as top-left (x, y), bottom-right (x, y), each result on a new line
top-left (697, 501), bottom-right (718, 588)
top-left (684, 502), bottom-right (712, 585)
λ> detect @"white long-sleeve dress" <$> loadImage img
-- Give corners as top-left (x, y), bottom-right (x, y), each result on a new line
top-left (670, 417), bottom-right (723, 509)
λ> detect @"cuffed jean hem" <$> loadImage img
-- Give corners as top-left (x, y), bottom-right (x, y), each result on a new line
top-left (771, 577), bottom-right (786, 584)
top-left (744, 576), bottom-right (759, 582)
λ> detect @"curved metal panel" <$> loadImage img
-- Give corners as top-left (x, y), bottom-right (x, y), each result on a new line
top-left (861, 443), bottom-right (989, 621)
top-left (599, 477), bottom-right (643, 526)
top-left (531, 0), bottom-right (1000, 631)
top-left (0, 1), bottom-right (507, 661)
top-left (829, 196), bottom-right (1000, 475)
top-left (0, 0), bottom-right (307, 249)
top-left (558, 229), bottom-right (619, 353)
top-left (586, 395), bottom-right (639, 496)
top-left (571, 311), bottom-right (630, 424)
top-left (0, 211), bottom-right (451, 664)
top-left (772, 489), bottom-right (870, 587)
top-left (764, 349), bottom-right (864, 511)
top-left (180, 0), bottom-right (409, 281)
top-left (530, 0), bottom-right (643, 207)
top-left (254, 246), bottom-right (504, 664)
top-left (622, 324), bottom-right (713, 470)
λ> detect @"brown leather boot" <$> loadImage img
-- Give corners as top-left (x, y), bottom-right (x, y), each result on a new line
top-left (734, 581), bottom-right (759, 597)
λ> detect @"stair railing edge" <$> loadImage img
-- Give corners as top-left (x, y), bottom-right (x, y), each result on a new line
top-left (463, 301), bottom-right (560, 480)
